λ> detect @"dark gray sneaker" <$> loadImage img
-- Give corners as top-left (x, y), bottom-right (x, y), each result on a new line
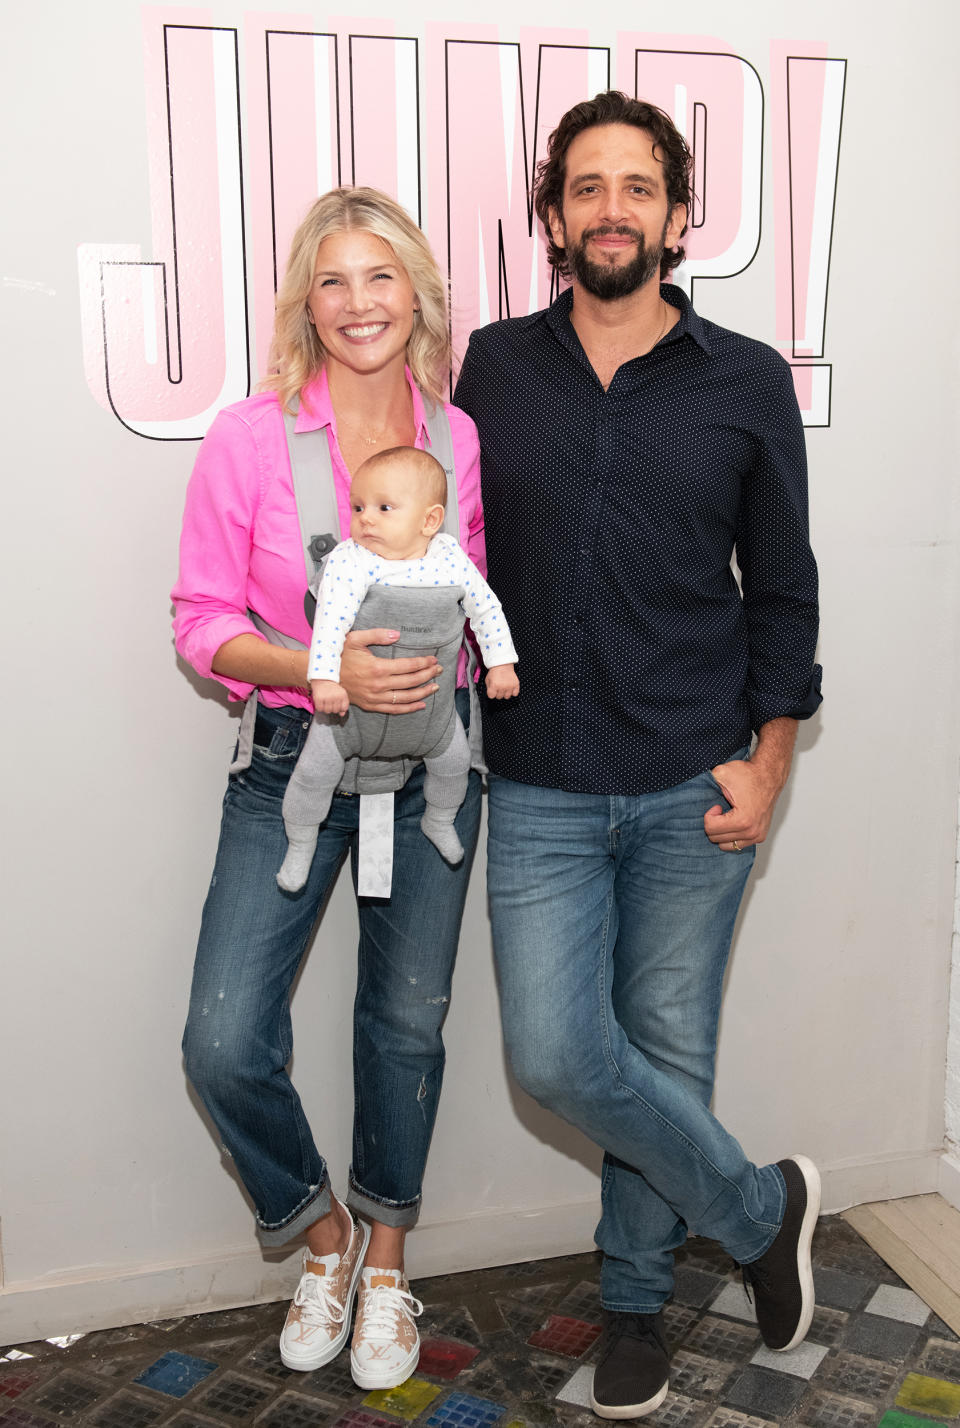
top-left (741, 1155), bottom-right (821, 1351)
top-left (590, 1311), bottom-right (669, 1420)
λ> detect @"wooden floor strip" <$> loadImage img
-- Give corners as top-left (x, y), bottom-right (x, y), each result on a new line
top-left (897, 1193), bottom-right (960, 1259)
top-left (868, 1199), bottom-right (960, 1283)
top-left (844, 1195), bottom-right (960, 1335)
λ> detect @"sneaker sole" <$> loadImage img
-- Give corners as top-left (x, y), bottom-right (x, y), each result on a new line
top-left (350, 1341), bottom-right (420, 1390)
top-left (590, 1378), bottom-right (669, 1419)
top-left (279, 1218), bottom-right (372, 1372)
top-left (775, 1154), bottom-right (821, 1353)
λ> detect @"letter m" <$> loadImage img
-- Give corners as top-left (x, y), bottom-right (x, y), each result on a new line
top-left (440, 33), bottom-right (609, 366)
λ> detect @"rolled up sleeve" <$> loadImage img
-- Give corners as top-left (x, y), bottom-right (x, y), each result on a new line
top-left (171, 409), bottom-right (267, 701)
top-left (737, 361), bottom-right (822, 731)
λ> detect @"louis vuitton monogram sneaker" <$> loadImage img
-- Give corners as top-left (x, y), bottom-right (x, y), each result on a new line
top-left (279, 1206), bottom-right (371, 1371)
top-left (350, 1266), bottom-right (424, 1389)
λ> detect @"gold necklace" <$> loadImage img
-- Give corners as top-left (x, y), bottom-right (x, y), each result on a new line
top-left (339, 417), bottom-right (389, 447)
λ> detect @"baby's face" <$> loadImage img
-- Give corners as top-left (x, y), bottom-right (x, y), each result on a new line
top-left (349, 461), bottom-right (441, 561)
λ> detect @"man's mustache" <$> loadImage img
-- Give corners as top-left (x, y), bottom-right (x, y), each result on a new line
top-left (581, 225), bottom-right (644, 242)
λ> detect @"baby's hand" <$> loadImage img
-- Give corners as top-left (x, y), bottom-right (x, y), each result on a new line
top-left (311, 678), bottom-right (350, 715)
top-left (485, 664), bottom-right (519, 700)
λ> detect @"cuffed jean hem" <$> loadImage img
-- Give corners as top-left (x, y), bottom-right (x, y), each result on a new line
top-left (347, 1171), bottom-right (421, 1229)
top-left (600, 1297), bottom-right (675, 1315)
top-left (599, 1166), bottom-right (784, 1314)
top-left (257, 1180), bottom-right (331, 1246)
top-left (728, 1162), bottom-right (787, 1265)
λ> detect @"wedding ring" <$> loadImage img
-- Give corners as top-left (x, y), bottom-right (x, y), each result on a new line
top-left (392, 690), bottom-right (397, 705)
top-left (732, 839), bottom-right (742, 852)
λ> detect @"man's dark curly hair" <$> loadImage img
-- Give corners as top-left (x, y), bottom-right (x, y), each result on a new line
top-left (533, 91), bottom-right (693, 279)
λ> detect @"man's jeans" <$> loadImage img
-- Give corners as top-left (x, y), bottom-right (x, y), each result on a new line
top-left (182, 694), bottom-right (481, 1245)
top-left (487, 762), bottom-right (786, 1313)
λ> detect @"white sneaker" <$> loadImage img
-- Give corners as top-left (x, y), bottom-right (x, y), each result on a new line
top-left (350, 1267), bottom-right (423, 1389)
top-left (279, 1206), bottom-right (371, 1371)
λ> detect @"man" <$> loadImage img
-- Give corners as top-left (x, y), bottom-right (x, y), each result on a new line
top-left (454, 91), bottom-right (822, 1420)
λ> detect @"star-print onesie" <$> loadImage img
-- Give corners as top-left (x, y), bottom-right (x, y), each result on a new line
top-left (277, 533), bottom-right (518, 890)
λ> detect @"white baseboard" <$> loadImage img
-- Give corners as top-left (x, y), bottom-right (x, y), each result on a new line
top-left (0, 1151), bottom-right (945, 1347)
top-left (0, 1199), bottom-right (600, 1348)
top-left (938, 1150), bottom-right (960, 1210)
top-left (819, 1147), bottom-right (941, 1212)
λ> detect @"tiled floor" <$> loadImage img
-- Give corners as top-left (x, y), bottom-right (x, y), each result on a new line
top-left (3, 1217), bottom-right (960, 1427)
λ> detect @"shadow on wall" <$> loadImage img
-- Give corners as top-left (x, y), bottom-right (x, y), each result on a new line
top-left (174, 649), bottom-right (236, 713)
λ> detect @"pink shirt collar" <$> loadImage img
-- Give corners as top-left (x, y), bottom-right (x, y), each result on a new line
top-left (295, 365), bottom-right (430, 446)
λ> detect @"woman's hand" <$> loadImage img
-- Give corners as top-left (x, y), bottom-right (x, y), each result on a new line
top-left (339, 628), bottom-right (441, 713)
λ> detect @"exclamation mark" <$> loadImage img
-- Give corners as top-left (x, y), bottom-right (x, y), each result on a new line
top-left (771, 45), bottom-right (846, 427)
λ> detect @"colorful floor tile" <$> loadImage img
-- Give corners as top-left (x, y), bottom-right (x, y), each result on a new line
top-left (135, 1353), bottom-right (219, 1399)
top-left (417, 1342), bottom-right (481, 1382)
top-left (894, 1370), bottom-right (960, 1416)
top-left (878, 1414), bottom-right (948, 1428)
top-left (526, 1316), bottom-right (601, 1358)
top-left (2, 1218), bottom-right (959, 1426)
top-left (362, 1379), bottom-right (441, 1420)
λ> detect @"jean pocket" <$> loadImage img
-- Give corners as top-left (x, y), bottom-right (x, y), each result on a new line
top-left (253, 724), bottom-right (304, 761)
top-left (230, 749), bottom-right (294, 809)
top-left (706, 744), bottom-right (752, 791)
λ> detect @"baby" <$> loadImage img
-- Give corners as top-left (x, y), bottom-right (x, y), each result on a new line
top-left (277, 445), bottom-right (519, 892)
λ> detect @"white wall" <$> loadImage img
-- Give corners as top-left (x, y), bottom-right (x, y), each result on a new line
top-left (3, 0), bottom-right (959, 1345)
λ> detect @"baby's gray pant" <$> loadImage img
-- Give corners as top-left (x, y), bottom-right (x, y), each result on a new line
top-left (284, 583), bottom-right (471, 830)
top-left (282, 709), bottom-right (470, 830)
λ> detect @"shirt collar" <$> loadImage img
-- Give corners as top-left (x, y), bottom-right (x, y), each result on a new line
top-left (294, 366), bottom-right (429, 441)
top-left (661, 283), bottom-right (711, 353)
top-left (545, 281), bottom-right (712, 356)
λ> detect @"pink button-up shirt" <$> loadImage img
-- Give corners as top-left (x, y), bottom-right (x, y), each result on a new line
top-left (172, 368), bottom-right (485, 711)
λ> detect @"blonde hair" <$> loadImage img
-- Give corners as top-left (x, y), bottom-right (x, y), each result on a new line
top-left (263, 187), bottom-right (451, 412)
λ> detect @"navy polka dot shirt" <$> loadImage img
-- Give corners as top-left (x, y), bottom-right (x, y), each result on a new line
top-left (454, 284), bottom-right (822, 795)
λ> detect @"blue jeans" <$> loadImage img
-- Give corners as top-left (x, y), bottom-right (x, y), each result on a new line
top-left (182, 692), bottom-right (481, 1245)
top-left (487, 762), bottom-right (785, 1313)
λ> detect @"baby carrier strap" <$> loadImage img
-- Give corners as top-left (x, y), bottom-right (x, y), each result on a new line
top-left (289, 397), bottom-right (459, 598)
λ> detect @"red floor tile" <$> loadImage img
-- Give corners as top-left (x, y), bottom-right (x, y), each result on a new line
top-left (527, 1315), bottom-right (601, 1358)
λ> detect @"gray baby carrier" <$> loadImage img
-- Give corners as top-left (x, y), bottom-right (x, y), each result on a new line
top-left (230, 399), bottom-right (482, 786)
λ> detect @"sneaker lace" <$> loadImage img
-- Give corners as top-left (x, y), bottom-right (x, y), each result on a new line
top-left (361, 1282), bottom-right (424, 1338)
top-left (294, 1270), bottom-right (347, 1328)
top-left (599, 1311), bottom-right (664, 1361)
top-left (740, 1260), bottom-right (772, 1304)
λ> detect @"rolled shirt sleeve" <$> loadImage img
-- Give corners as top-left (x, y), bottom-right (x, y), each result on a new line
top-left (736, 357), bottom-right (822, 732)
top-left (171, 408), bottom-right (272, 702)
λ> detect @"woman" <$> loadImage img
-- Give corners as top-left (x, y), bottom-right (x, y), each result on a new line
top-left (174, 188), bottom-right (484, 1389)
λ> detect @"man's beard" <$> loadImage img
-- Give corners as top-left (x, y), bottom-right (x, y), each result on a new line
top-left (565, 219), bottom-right (668, 300)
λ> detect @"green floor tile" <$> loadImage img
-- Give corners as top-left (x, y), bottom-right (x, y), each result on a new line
top-left (896, 1371), bottom-right (960, 1417)
top-left (879, 1414), bottom-right (947, 1428)
top-left (363, 1378), bottom-right (441, 1420)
